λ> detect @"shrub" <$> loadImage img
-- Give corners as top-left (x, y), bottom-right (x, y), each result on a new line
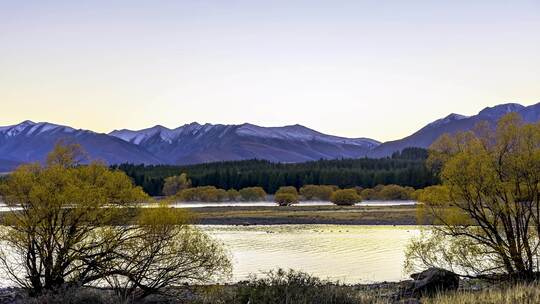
top-left (361, 184), bottom-right (415, 201)
top-left (274, 193), bottom-right (298, 206)
top-left (234, 269), bottom-right (358, 304)
top-left (176, 186), bottom-right (228, 202)
top-left (299, 185), bottom-right (336, 201)
top-left (378, 184), bottom-right (414, 200)
top-left (239, 187), bottom-right (267, 201)
top-left (274, 186), bottom-right (299, 206)
top-left (331, 189), bottom-right (361, 205)
top-left (226, 189), bottom-right (241, 201)
top-left (360, 188), bottom-right (374, 200)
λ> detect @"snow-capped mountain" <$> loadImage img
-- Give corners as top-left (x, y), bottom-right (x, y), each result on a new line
top-left (0, 120), bottom-right (162, 167)
top-left (110, 123), bottom-right (380, 165)
top-left (426, 114), bottom-right (469, 128)
top-left (368, 102), bottom-right (540, 157)
top-left (1, 101), bottom-right (539, 170)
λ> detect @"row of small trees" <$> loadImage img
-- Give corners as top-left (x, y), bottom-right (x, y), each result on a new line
top-left (176, 186), bottom-right (267, 202)
top-left (166, 179), bottom-right (419, 205)
top-left (274, 186), bottom-right (362, 206)
top-left (276, 184), bottom-right (420, 206)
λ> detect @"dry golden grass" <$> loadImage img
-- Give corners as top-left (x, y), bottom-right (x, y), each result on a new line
top-left (423, 283), bottom-right (540, 304)
top-left (191, 204), bottom-right (423, 225)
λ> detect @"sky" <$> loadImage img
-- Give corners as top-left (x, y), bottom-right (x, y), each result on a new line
top-left (1, 0), bottom-right (539, 142)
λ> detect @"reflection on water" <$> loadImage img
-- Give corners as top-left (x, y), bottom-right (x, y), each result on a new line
top-left (201, 225), bottom-right (421, 284)
top-left (172, 200), bottom-right (417, 208)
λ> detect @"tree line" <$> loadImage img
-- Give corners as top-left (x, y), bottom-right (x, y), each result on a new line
top-left (113, 148), bottom-right (438, 196)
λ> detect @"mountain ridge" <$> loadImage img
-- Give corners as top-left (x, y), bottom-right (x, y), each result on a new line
top-left (109, 122), bottom-right (380, 165)
top-left (367, 102), bottom-right (540, 157)
top-left (1, 101), bottom-right (539, 170)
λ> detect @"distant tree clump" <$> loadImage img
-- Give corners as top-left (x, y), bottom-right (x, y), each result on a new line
top-left (330, 189), bottom-right (361, 206)
top-left (360, 184), bottom-right (415, 201)
top-left (391, 147), bottom-right (429, 160)
top-left (0, 143), bottom-right (230, 299)
top-left (161, 172), bottom-right (191, 196)
top-left (300, 185), bottom-right (336, 201)
top-left (227, 189), bottom-right (241, 201)
top-left (274, 186), bottom-right (299, 206)
top-left (239, 187), bottom-right (267, 201)
top-left (177, 186), bottom-right (227, 202)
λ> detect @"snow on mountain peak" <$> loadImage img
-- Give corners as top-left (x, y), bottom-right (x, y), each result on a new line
top-left (478, 103), bottom-right (525, 117)
top-left (427, 113), bottom-right (469, 128)
top-left (236, 123), bottom-right (379, 147)
top-left (0, 121), bottom-right (74, 137)
top-left (110, 125), bottom-right (176, 144)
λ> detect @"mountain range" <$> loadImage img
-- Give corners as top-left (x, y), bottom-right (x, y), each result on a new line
top-left (0, 102), bottom-right (539, 171)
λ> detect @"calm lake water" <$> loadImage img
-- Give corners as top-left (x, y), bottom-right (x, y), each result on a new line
top-left (201, 225), bottom-right (421, 284)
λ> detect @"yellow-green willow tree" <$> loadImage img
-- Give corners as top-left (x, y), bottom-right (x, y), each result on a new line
top-left (0, 144), bottom-right (230, 298)
top-left (406, 113), bottom-right (540, 279)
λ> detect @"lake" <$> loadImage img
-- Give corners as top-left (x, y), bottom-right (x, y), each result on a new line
top-left (201, 224), bottom-right (421, 284)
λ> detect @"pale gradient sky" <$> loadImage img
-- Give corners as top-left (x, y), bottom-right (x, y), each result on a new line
top-left (1, 0), bottom-right (539, 141)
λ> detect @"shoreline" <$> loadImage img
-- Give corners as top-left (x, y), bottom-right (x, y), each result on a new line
top-left (190, 204), bottom-right (427, 226)
top-left (0, 204), bottom-right (427, 226)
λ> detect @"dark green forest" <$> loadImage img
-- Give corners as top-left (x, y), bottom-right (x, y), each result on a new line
top-left (113, 148), bottom-right (438, 196)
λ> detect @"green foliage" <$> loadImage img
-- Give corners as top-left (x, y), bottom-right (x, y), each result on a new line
top-left (299, 184), bottom-right (336, 201)
top-left (330, 189), bottom-right (361, 206)
top-left (113, 151), bottom-right (438, 196)
top-left (239, 187), bottom-right (267, 201)
top-left (361, 184), bottom-right (415, 200)
top-left (274, 186), bottom-right (299, 206)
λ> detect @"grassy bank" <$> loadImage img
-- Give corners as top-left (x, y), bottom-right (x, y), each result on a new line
top-left (195, 280), bottom-right (540, 304)
top-left (0, 204), bottom-right (424, 226)
top-left (2, 270), bottom-right (538, 303)
top-left (191, 204), bottom-right (424, 225)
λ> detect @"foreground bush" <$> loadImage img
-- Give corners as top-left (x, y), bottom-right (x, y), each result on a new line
top-left (274, 186), bottom-right (299, 206)
top-left (331, 189), bottom-right (361, 205)
top-left (201, 269), bottom-right (360, 304)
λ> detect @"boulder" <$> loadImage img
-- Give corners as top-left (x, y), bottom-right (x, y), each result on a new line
top-left (407, 267), bottom-right (459, 296)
